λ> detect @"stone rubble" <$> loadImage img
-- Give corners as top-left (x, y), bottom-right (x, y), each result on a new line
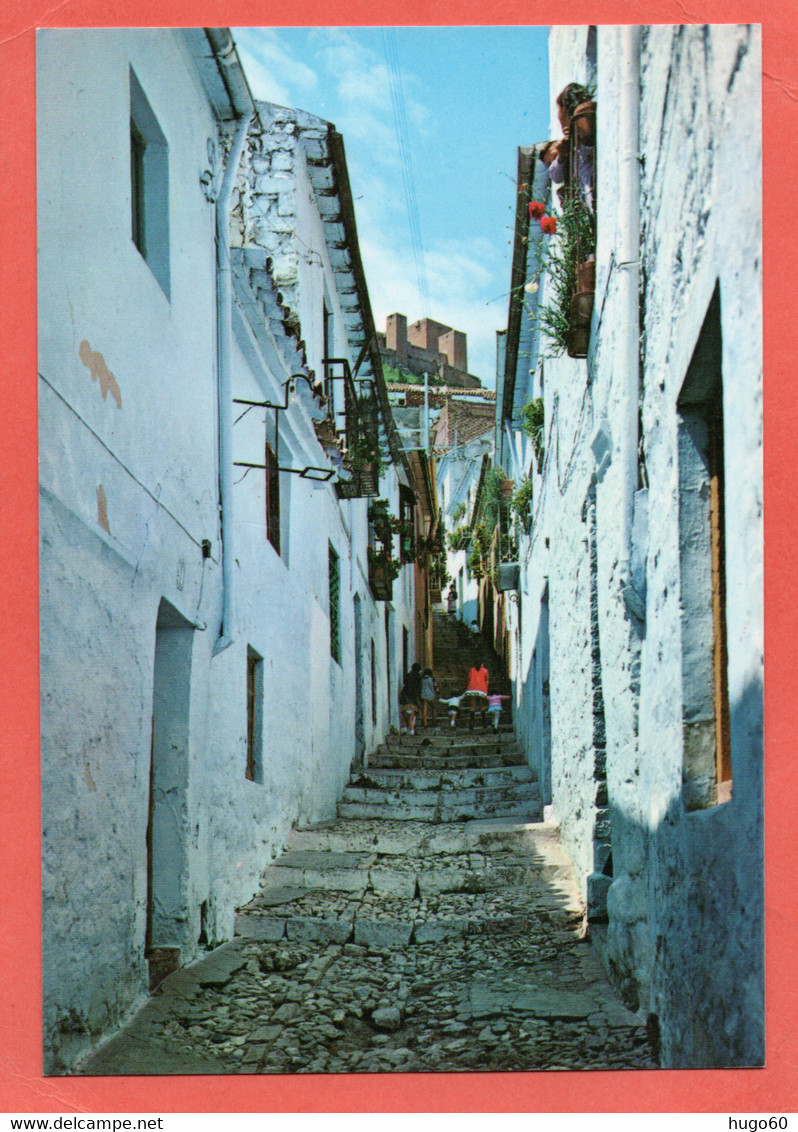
top-left (78, 811), bottom-right (656, 1074)
top-left (76, 613), bottom-right (656, 1075)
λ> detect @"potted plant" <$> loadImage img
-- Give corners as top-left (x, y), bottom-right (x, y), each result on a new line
top-left (529, 192), bottom-right (596, 359)
top-left (368, 544), bottom-right (400, 601)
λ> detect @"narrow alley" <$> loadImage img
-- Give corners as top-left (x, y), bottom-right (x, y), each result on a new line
top-left (77, 615), bottom-right (656, 1076)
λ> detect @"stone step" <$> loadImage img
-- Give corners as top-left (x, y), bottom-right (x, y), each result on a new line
top-left (235, 875), bottom-right (582, 948)
top-left (341, 779), bottom-right (540, 807)
top-left (366, 754), bottom-right (526, 774)
top-left (287, 817), bottom-right (563, 857)
top-left (337, 798), bottom-right (542, 824)
top-left (348, 764), bottom-right (535, 792)
top-left (244, 854), bottom-right (578, 899)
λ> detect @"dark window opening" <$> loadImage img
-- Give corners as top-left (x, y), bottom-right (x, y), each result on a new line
top-left (129, 68), bottom-right (170, 299)
top-left (370, 640), bottom-right (377, 726)
top-left (265, 441), bottom-right (281, 555)
top-left (130, 119), bottom-right (146, 257)
top-left (246, 648), bottom-right (263, 783)
top-left (329, 543), bottom-right (341, 665)
top-left (678, 286), bottom-right (731, 809)
top-left (399, 484), bottom-right (416, 564)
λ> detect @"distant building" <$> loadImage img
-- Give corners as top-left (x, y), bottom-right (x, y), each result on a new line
top-left (379, 312), bottom-right (482, 389)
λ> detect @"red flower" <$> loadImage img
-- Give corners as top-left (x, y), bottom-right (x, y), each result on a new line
top-left (540, 215), bottom-right (558, 235)
top-left (528, 200), bottom-right (546, 219)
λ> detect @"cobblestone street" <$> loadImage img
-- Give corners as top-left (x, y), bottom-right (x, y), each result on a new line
top-left (78, 720), bottom-right (657, 1076)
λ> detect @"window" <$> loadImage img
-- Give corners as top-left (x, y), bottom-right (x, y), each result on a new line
top-left (678, 287), bottom-right (731, 809)
top-left (329, 543), bottom-right (341, 665)
top-left (265, 442), bottom-right (281, 555)
top-left (323, 298), bottom-right (332, 397)
top-left (399, 484), bottom-right (415, 564)
top-left (246, 648), bottom-right (263, 783)
top-left (370, 640), bottom-right (377, 726)
top-left (130, 68), bottom-right (170, 299)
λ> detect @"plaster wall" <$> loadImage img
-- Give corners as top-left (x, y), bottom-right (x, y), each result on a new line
top-left (632, 24), bottom-right (763, 1066)
top-left (536, 24), bottom-right (764, 1066)
top-left (38, 30), bottom-right (229, 1071)
top-left (38, 32), bottom-right (408, 1074)
top-left (510, 26), bottom-right (605, 892)
top-left (37, 30), bottom-right (221, 545)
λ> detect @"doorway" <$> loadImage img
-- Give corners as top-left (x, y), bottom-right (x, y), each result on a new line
top-left (146, 598), bottom-right (193, 989)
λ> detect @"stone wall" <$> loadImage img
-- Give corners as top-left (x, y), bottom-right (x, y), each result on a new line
top-left (38, 34), bottom-right (412, 1073)
top-left (529, 23), bottom-right (764, 1067)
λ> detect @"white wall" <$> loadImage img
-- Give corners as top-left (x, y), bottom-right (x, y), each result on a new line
top-left (38, 30), bottom-right (413, 1074)
top-left (510, 23), bottom-right (763, 1068)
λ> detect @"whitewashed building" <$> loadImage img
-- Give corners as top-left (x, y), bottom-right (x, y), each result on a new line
top-left (38, 28), bottom-right (413, 1073)
top-left (499, 25), bottom-right (763, 1067)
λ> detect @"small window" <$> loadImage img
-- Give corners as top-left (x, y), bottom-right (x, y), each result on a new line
top-left (246, 648), bottom-right (263, 783)
top-left (399, 484), bottom-right (415, 564)
top-left (329, 543), bottom-right (341, 665)
top-left (370, 640), bottom-right (377, 726)
top-left (130, 68), bottom-right (170, 299)
top-left (265, 442), bottom-right (281, 555)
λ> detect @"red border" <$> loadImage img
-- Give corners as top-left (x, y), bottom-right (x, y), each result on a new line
top-left (2, 0), bottom-right (795, 1113)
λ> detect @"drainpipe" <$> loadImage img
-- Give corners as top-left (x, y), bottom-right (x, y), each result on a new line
top-left (214, 110), bottom-right (252, 654)
top-left (616, 26), bottom-right (644, 621)
top-left (423, 372), bottom-right (430, 457)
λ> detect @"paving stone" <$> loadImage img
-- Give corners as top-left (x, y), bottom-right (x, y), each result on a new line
top-left (285, 916), bottom-right (353, 944)
top-left (371, 1006), bottom-right (402, 1031)
top-left (75, 621), bottom-right (657, 1077)
top-left (354, 920), bottom-right (414, 948)
top-left (234, 914), bottom-right (286, 941)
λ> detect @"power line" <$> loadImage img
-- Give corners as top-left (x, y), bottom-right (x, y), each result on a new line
top-left (383, 28), bottom-right (430, 318)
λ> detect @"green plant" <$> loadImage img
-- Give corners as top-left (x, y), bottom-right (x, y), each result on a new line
top-left (521, 398), bottom-right (545, 466)
top-left (467, 522), bottom-right (491, 580)
top-left (521, 398), bottom-right (544, 445)
top-left (368, 544), bottom-right (401, 583)
top-left (346, 434), bottom-right (383, 476)
top-left (451, 501), bottom-right (467, 525)
top-left (534, 192), bottom-right (596, 357)
top-left (480, 467), bottom-right (510, 534)
top-left (510, 477), bottom-right (534, 528)
top-left (447, 525), bottom-right (472, 552)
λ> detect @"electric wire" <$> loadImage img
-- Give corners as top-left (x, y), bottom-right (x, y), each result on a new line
top-left (383, 28), bottom-right (430, 318)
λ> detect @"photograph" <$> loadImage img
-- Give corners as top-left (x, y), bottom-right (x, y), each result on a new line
top-left (35, 22), bottom-right (764, 1081)
top-left (3, 0), bottom-right (795, 1116)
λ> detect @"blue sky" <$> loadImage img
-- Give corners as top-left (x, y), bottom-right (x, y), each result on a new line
top-left (232, 26), bottom-right (551, 387)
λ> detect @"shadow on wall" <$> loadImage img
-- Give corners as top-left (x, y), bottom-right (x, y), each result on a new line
top-left (604, 674), bottom-right (764, 1069)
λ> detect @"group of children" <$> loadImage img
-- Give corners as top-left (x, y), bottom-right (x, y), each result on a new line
top-left (399, 659), bottom-right (509, 736)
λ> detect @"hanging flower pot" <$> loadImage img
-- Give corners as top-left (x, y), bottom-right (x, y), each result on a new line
top-left (567, 289), bottom-right (595, 358)
top-left (567, 261), bottom-right (596, 359)
top-left (369, 560), bottom-right (394, 601)
top-left (576, 259), bottom-right (596, 293)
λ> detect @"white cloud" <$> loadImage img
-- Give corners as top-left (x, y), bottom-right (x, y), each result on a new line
top-left (233, 28), bottom-right (318, 107)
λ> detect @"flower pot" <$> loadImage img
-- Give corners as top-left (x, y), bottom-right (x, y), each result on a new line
top-left (576, 259), bottom-right (596, 293)
top-left (369, 561), bottom-right (394, 601)
top-left (567, 289), bottom-right (595, 359)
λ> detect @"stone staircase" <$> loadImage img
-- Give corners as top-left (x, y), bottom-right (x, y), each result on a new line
top-left (234, 609), bottom-right (544, 949)
top-left (79, 608), bottom-right (654, 1075)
